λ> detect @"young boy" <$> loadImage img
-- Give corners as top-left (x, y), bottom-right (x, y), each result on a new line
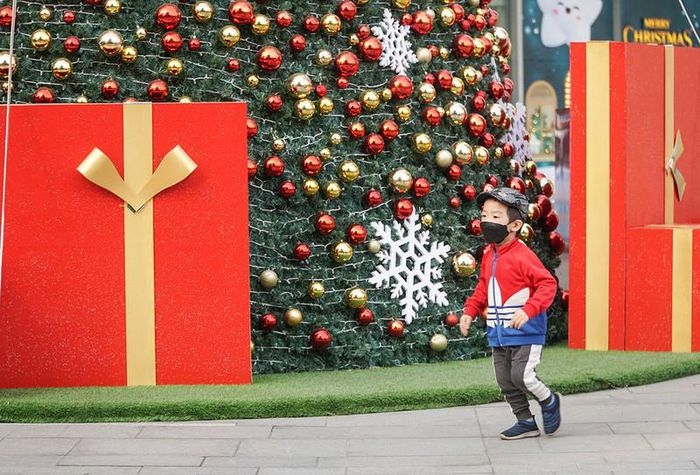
top-left (459, 187), bottom-right (561, 440)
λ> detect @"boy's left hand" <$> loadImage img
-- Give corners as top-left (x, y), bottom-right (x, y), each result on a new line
top-left (509, 309), bottom-right (529, 329)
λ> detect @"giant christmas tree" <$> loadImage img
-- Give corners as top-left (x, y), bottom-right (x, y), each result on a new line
top-left (0, 0), bottom-right (567, 374)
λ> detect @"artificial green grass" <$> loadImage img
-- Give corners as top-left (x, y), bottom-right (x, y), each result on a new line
top-left (1, 344), bottom-right (699, 423)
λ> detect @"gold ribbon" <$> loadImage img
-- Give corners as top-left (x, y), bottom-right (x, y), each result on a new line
top-left (77, 103), bottom-right (197, 386)
top-left (666, 130), bottom-right (686, 202)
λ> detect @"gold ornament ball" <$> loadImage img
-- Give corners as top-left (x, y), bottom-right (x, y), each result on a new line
top-left (392, 0), bottom-right (411, 8)
top-left (166, 58), bottom-right (184, 77)
top-left (430, 333), bottom-right (448, 352)
top-left (98, 29), bottom-right (124, 56)
top-left (445, 102), bottom-right (468, 126)
top-left (412, 133), bottom-right (432, 153)
top-left (220, 25), bottom-right (241, 47)
top-left (321, 13), bottom-right (342, 35)
top-left (30, 29), bottom-right (52, 51)
top-left (0, 52), bottom-right (17, 79)
top-left (389, 168), bottom-right (414, 193)
top-left (421, 213), bottom-right (433, 228)
top-left (330, 132), bottom-right (342, 145)
top-left (302, 178), bottom-right (320, 196)
top-left (331, 241), bottom-right (354, 263)
top-left (179, 96), bottom-right (192, 103)
top-left (318, 97), bottom-right (334, 114)
top-left (435, 149), bottom-right (454, 168)
top-left (272, 139), bottom-right (285, 152)
top-left (319, 148), bottom-right (332, 161)
top-left (308, 281), bottom-right (326, 300)
top-left (252, 14), bottom-right (271, 35)
top-left (284, 308), bottom-right (303, 327)
top-left (121, 45), bottom-right (138, 64)
top-left (38, 7), bottom-right (52, 21)
top-left (452, 252), bottom-right (477, 277)
top-left (367, 239), bottom-right (381, 254)
top-left (338, 160), bottom-right (360, 183)
top-left (246, 74), bottom-right (260, 88)
top-left (295, 99), bottom-right (316, 120)
top-left (104, 0), bottom-right (122, 15)
top-left (519, 223), bottom-right (534, 242)
top-left (2, 81), bottom-right (13, 94)
top-left (344, 287), bottom-right (368, 309)
top-left (452, 141), bottom-right (473, 164)
top-left (76, 94), bottom-right (89, 103)
top-left (381, 88), bottom-right (393, 102)
top-left (451, 77), bottom-right (465, 95)
top-left (324, 181), bottom-right (342, 199)
top-left (51, 58), bottom-right (72, 80)
top-left (461, 66), bottom-right (479, 85)
top-left (348, 33), bottom-right (360, 46)
top-left (396, 105), bottom-right (412, 122)
top-left (416, 47), bottom-right (432, 64)
top-left (495, 147), bottom-right (504, 159)
top-left (474, 146), bottom-right (490, 165)
top-left (360, 90), bottom-right (381, 111)
top-left (440, 6), bottom-right (456, 26)
top-left (473, 38), bottom-right (486, 57)
top-left (193, 1), bottom-right (214, 23)
top-left (439, 47), bottom-right (450, 59)
top-left (136, 27), bottom-right (148, 40)
top-left (316, 49), bottom-right (333, 67)
top-left (286, 73), bottom-right (313, 99)
top-left (524, 160), bottom-right (538, 177)
top-left (250, 341), bottom-right (255, 353)
top-left (259, 269), bottom-right (279, 289)
top-left (418, 82), bottom-right (437, 103)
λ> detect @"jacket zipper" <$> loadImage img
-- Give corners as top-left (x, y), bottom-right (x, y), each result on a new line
top-left (490, 247), bottom-right (502, 347)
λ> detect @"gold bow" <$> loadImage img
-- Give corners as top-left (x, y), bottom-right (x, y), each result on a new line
top-left (666, 131), bottom-right (686, 201)
top-left (78, 145), bottom-right (197, 211)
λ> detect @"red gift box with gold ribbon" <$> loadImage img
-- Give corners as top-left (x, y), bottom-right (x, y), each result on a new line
top-left (0, 103), bottom-right (252, 387)
top-left (569, 42), bottom-right (700, 352)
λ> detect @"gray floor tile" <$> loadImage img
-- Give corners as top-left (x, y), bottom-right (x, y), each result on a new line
top-left (138, 424), bottom-right (271, 439)
top-left (236, 438), bottom-right (347, 457)
top-left (347, 437), bottom-right (484, 456)
top-left (0, 438), bottom-right (78, 455)
top-left (60, 423), bottom-right (142, 439)
top-left (347, 467), bottom-right (492, 474)
top-left (258, 469), bottom-right (345, 475)
top-left (3, 424), bottom-right (69, 438)
top-left (539, 434), bottom-right (650, 452)
top-left (326, 407), bottom-right (478, 427)
top-left (609, 421), bottom-right (690, 434)
top-left (271, 423), bottom-right (481, 440)
top-left (318, 454), bottom-right (490, 468)
top-left (138, 468), bottom-right (258, 475)
top-left (58, 454), bottom-right (204, 466)
top-left (0, 455), bottom-right (62, 466)
top-left (203, 455), bottom-right (319, 467)
top-left (643, 432), bottom-right (700, 450)
top-left (580, 461), bottom-right (699, 472)
top-left (69, 438), bottom-right (239, 456)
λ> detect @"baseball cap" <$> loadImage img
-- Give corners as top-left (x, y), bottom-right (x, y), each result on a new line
top-left (476, 187), bottom-right (529, 220)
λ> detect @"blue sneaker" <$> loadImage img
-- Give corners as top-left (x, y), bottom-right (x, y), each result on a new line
top-left (499, 418), bottom-right (540, 440)
top-left (541, 392), bottom-right (562, 435)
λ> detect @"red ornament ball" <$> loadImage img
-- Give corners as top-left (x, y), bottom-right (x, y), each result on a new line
top-left (364, 133), bottom-right (385, 155)
top-left (548, 231), bottom-right (566, 255)
top-left (422, 107), bottom-right (442, 126)
top-left (162, 31), bottom-right (183, 53)
top-left (561, 290), bottom-right (570, 311)
top-left (147, 79), bottom-right (169, 101)
top-left (336, 77), bottom-right (349, 89)
top-left (101, 79), bottom-right (120, 99)
top-left (246, 118), bottom-right (258, 138)
top-left (303, 15), bottom-right (320, 33)
top-left (379, 119), bottom-right (399, 141)
top-left (394, 198), bottom-right (414, 220)
top-left (462, 184), bottom-right (477, 201)
top-left (315, 213), bottom-right (336, 235)
top-left (449, 196), bottom-right (462, 209)
top-left (290, 34), bottom-right (307, 53)
top-left (356, 308), bottom-right (374, 326)
top-left (257, 45), bottom-right (283, 72)
top-left (401, 13), bottom-right (413, 26)
top-left (345, 100), bottom-right (362, 117)
top-left (387, 319), bottom-right (405, 338)
top-left (507, 176), bottom-right (526, 194)
top-left (315, 84), bottom-right (327, 97)
top-left (155, 3), bottom-right (182, 31)
top-left (413, 177), bottom-right (431, 198)
top-left (335, 51), bottom-right (360, 77)
top-left (364, 189), bottom-right (382, 208)
top-left (479, 133), bottom-right (495, 148)
top-left (451, 4), bottom-right (465, 21)
top-left (247, 159), bottom-right (258, 179)
top-left (259, 312), bottom-right (278, 331)
top-left (467, 113), bottom-right (487, 137)
top-left (535, 194), bottom-right (552, 216)
top-left (447, 164), bottom-right (462, 181)
top-left (453, 34), bottom-right (474, 58)
top-left (490, 81), bottom-right (505, 100)
top-left (338, 0), bottom-right (357, 21)
top-left (348, 122), bottom-right (366, 140)
top-left (0, 6), bottom-right (13, 27)
top-left (502, 142), bottom-right (515, 157)
top-left (468, 218), bottom-right (482, 236)
top-left (33, 87), bottom-right (55, 103)
top-left (263, 155), bottom-right (285, 177)
top-left (279, 180), bottom-right (296, 198)
top-left (542, 211), bottom-right (559, 232)
top-left (486, 175), bottom-right (499, 187)
top-left (63, 10), bottom-right (76, 24)
top-left (226, 58), bottom-right (240, 72)
top-left (436, 70), bottom-right (453, 90)
top-left (539, 177), bottom-right (555, 197)
top-left (388, 75), bottom-right (413, 100)
top-left (444, 312), bottom-right (459, 328)
top-left (188, 37), bottom-right (201, 51)
top-left (471, 95), bottom-right (486, 112)
top-left (310, 328), bottom-right (332, 350)
top-left (228, 1), bottom-right (254, 25)
top-left (347, 224), bottom-right (368, 244)
top-left (411, 11), bottom-right (433, 35)
top-left (266, 94), bottom-right (283, 112)
top-left (293, 242), bottom-right (312, 260)
top-left (359, 36), bottom-right (382, 61)
top-left (424, 72), bottom-right (436, 85)
top-left (276, 10), bottom-right (292, 28)
top-left (357, 24), bottom-right (371, 39)
top-left (63, 36), bottom-right (81, 54)
top-left (301, 154), bottom-right (323, 176)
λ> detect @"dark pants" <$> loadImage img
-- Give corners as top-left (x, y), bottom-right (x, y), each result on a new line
top-left (492, 344), bottom-right (552, 420)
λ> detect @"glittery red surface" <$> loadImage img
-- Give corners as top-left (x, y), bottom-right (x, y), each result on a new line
top-left (0, 103), bottom-right (251, 387)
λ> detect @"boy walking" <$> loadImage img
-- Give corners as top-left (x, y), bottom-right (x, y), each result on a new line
top-left (459, 187), bottom-right (561, 440)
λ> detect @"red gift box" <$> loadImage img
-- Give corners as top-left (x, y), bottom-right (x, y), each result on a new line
top-left (0, 103), bottom-right (251, 387)
top-left (569, 42), bottom-right (700, 352)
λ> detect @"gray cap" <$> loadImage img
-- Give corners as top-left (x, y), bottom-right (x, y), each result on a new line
top-left (476, 187), bottom-right (528, 220)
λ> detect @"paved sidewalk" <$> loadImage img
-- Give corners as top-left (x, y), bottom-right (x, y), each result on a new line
top-left (1, 375), bottom-right (699, 475)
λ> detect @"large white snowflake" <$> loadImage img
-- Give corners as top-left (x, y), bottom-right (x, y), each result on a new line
top-left (371, 9), bottom-right (418, 76)
top-left (502, 102), bottom-right (532, 164)
top-left (368, 212), bottom-right (451, 324)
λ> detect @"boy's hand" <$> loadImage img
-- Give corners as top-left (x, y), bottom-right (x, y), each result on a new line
top-left (459, 314), bottom-right (473, 336)
top-left (510, 309), bottom-right (529, 329)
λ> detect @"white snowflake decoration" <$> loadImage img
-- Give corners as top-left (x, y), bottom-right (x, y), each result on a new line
top-left (368, 212), bottom-right (451, 324)
top-left (371, 9), bottom-right (418, 76)
top-left (502, 102), bottom-right (532, 164)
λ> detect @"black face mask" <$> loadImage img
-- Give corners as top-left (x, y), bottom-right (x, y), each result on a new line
top-left (481, 222), bottom-right (510, 244)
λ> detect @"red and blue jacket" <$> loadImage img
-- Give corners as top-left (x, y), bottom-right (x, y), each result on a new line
top-left (463, 238), bottom-right (557, 347)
